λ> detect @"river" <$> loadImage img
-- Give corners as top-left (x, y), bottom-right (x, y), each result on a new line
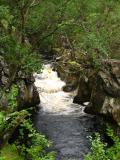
top-left (34, 64), bottom-right (99, 160)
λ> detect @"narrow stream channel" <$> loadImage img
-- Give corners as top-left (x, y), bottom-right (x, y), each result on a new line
top-left (34, 64), bottom-right (98, 160)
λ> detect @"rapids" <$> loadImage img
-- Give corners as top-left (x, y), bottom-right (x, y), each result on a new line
top-left (34, 64), bottom-right (98, 160)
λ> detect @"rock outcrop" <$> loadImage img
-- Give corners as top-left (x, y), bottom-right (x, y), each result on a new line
top-left (0, 56), bottom-right (40, 110)
top-left (56, 63), bottom-right (79, 92)
top-left (17, 73), bottom-right (40, 110)
top-left (73, 76), bottom-right (94, 104)
top-left (73, 67), bottom-right (97, 104)
top-left (73, 59), bottom-right (120, 124)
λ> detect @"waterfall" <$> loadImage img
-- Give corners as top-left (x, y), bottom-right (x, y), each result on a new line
top-left (34, 64), bottom-right (65, 93)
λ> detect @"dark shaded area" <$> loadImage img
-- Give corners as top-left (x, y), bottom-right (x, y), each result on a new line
top-left (34, 106), bottom-right (100, 160)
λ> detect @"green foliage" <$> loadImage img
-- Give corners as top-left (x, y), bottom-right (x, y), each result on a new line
top-left (84, 126), bottom-right (120, 160)
top-left (6, 85), bottom-right (18, 111)
top-left (84, 133), bottom-right (107, 160)
top-left (0, 84), bottom-right (56, 160)
top-left (105, 126), bottom-right (120, 160)
top-left (20, 49), bottom-right (42, 73)
top-left (17, 119), bottom-right (56, 160)
top-left (26, 0), bottom-right (120, 63)
top-left (1, 0), bottom-right (120, 69)
top-left (0, 109), bottom-right (29, 139)
top-left (0, 32), bottom-right (42, 74)
top-left (0, 111), bottom-right (6, 133)
top-left (0, 5), bottom-right (13, 24)
top-left (0, 85), bottom-right (19, 133)
top-left (67, 61), bottom-right (81, 72)
top-left (0, 1), bottom-right (42, 74)
top-left (0, 144), bottom-right (24, 160)
top-left (0, 34), bottom-right (42, 73)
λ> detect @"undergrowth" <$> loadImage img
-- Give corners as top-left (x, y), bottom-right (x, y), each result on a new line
top-left (0, 85), bottom-right (56, 160)
top-left (84, 126), bottom-right (120, 160)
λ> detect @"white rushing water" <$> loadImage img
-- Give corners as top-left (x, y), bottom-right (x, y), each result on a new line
top-left (34, 64), bottom-right (97, 160)
top-left (34, 64), bottom-right (84, 115)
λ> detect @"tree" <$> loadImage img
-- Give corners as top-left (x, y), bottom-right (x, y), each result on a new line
top-left (24, 0), bottom-right (120, 60)
top-left (0, 0), bottom-right (42, 81)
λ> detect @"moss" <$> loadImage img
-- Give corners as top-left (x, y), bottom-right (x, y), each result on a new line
top-left (115, 98), bottom-right (120, 105)
top-left (0, 144), bottom-right (24, 160)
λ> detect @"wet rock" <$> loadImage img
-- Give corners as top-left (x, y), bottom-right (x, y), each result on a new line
top-left (0, 59), bottom-right (8, 87)
top-left (0, 95), bottom-right (8, 111)
top-left (17, 71), bottom-right (26, 79)
top-left (73, 72), bottom-right (96, 105)
top-left (17, 81), bottom-right (40, 110)
top-left (57, 65), bottom-right (79, 92)
top-left (1, 76), bottom-right (9, 85)
top-left (17, 74), bottom-right (40, 109)
top-left (25, 74), bottom-right (35, 84)
top-left (73, 77), bottom-right (91, 104)
top-left (0, 56), bottom-right (40, 111)
top-left (63, 84), bottom-right (77, 92)
top-left (85, 59), bottom-right (120, 124)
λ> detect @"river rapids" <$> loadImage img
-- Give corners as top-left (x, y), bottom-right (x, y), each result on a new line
top-left (34, 64), bottom-right (98, 160)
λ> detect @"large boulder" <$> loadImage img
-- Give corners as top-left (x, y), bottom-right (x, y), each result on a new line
top-left (73, 76), bottom-right (92, 104)
top-left (17, 75), bottom-right (40, 110)
top-left (0, 57), bottom-right (40, 110)
top-left (85, 59), bottom-right (120, 124)
top-left (73, 69), bottom-right (97, 105)
top-left (0, 56), bottom-right (9, 87)
top-left (56, 63), bottom-right (79, 92)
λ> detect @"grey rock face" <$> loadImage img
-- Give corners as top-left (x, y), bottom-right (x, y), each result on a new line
top-left (72, 59), bottom-right (120, 123)
top-left (73, 76), bottom-right (93, 105)
top-left (17, 81), bottom-right (40, 110)
top-left (0, 57), bottom-right (40, 110)
top-left (84, 59), bottom-right (120, 124)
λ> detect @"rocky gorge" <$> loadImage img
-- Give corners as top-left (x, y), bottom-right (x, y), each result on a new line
top-left (1, 52), bottom-right (120, 159)
top-left (84, 59), bottom-right (120, 124)
top-left (56, 58), bottom-right (120, 125)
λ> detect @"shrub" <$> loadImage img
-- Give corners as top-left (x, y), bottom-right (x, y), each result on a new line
top-left (0, 85), bottom-right (56, 160)
top-left (84, 126), bottom-right (120, 160)
top-left (17, 119), bottom-right (56, 160)
top-left (0, 144), bottom-right (24, 160)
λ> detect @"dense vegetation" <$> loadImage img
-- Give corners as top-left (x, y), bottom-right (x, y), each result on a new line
top-left (0, 0), bottom-right (120, 159)
top-left (84, 126), bottom-right (120, 160)
top-left (0, 0), bottom-right (54, 159)
top-left (0, 85), bottom-right (56, 160)
top-left (1, 0), bottom-right (120, 69)
top-left (25, 0), bottom-right (120, 61)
